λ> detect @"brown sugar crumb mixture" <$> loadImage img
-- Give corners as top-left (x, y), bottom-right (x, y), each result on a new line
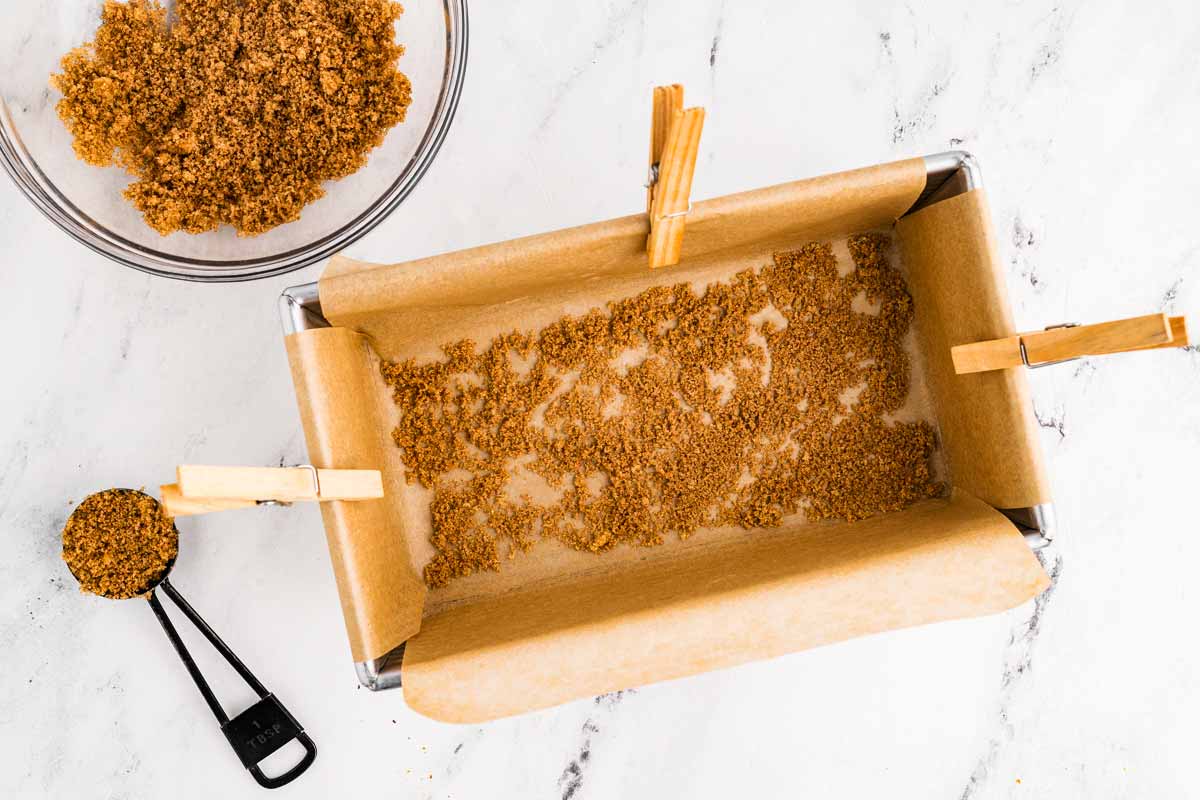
top-left (50, 0), bottom-right (412, 236)
top-left (381, 234), bottom-right (944, 588)
top-left (62, 489), bottom-right (178, 599)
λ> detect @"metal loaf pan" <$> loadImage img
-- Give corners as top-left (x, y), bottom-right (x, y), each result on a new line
top-left (279, 151), bottom-right (1055, 692)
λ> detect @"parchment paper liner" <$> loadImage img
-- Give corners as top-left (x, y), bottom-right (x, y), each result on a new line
top-left (284, 157), bottom-right (1050, 722)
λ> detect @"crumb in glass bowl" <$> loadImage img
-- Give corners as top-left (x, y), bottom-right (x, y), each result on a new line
top-left (50, 0), bottom-right (413, 237)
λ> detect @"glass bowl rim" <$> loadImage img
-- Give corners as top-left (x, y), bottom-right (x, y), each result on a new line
top-left (0, 0), bottom-right (469, 283)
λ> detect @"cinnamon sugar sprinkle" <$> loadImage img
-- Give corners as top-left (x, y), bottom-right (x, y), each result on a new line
top-left (381, 234), bottom-right (944, 588)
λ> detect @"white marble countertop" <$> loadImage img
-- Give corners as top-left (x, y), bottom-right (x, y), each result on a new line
top-left (3, 1), bottom-right (1199, 797)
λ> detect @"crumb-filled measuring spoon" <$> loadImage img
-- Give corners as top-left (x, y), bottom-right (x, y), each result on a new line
top-left (61, 489), bottom-right (316, 789)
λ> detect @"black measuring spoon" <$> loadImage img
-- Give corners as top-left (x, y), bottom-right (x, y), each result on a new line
top-left (63, 489), bottom-right (316, 789)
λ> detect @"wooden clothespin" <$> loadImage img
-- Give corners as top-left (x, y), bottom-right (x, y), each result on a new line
top-left (951, 313), bottom-right (1191, 375)
top-left (646, 84), bottom-right (705, 269)
top-left (160, 464), bottom-right (384, 518)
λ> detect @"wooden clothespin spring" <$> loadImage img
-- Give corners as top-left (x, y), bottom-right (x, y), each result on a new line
top-left (951, 313), bottom-right (1191, 375)
top-left (160, 464), bottom-right (384, 518)
top-left (646, 84), bottom-right (705, 269)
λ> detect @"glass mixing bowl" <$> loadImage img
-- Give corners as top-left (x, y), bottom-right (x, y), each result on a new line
top-left (0, 0), bottom-right (468, 281)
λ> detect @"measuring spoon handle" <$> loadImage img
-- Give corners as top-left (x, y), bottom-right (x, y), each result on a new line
top-left (147, 578), bottom-right (317, 789)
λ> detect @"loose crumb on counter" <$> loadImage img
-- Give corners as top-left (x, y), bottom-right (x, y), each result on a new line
top-left (62, 490), bottom-right (178, 599)
top-left (381, 234), bottom-right (944, 588)
top-left (51, 0), bottom-right (412, 236)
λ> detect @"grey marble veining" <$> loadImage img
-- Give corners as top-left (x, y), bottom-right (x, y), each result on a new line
top-left (3, 1), bottom-right (1199, 797)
